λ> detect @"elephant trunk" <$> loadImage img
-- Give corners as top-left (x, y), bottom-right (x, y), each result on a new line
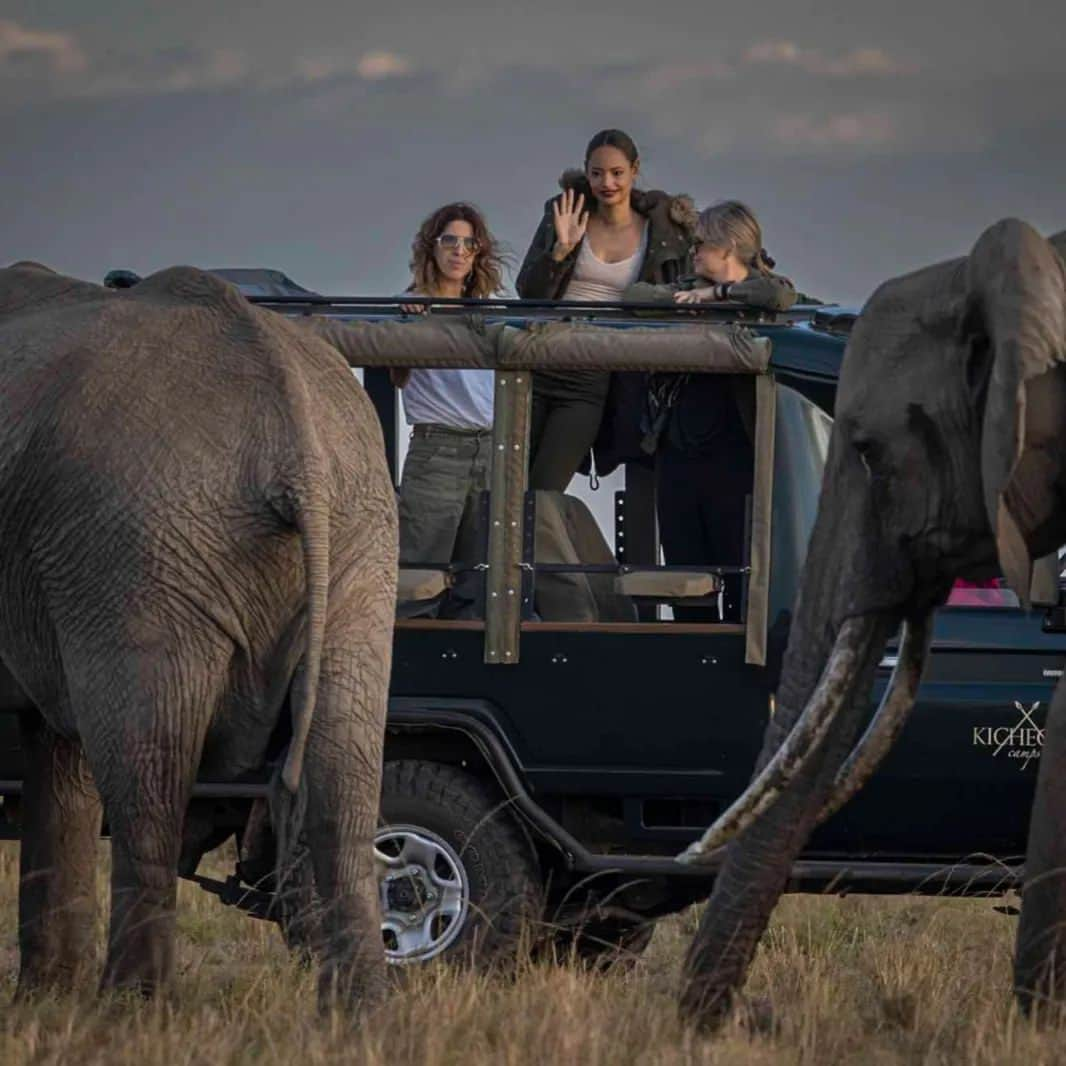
top-left (679, 608), bottom-right (892, 1029)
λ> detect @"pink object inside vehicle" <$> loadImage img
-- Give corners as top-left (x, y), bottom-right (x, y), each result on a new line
top-left (947, 578), bottom-right (1014, 607)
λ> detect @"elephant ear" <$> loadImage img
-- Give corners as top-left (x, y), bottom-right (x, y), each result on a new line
top-left (971, 219), bottom-right (1066, 603)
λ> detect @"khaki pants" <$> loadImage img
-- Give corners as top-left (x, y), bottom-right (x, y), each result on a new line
top-left (399, 424), bottom-right (492, 615)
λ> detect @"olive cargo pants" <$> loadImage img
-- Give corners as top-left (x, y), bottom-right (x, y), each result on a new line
top-left (398, 424), bottom-right (492, 617)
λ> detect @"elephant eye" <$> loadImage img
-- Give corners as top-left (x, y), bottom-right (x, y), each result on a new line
top-left (852, 437), bottom-right (879, 477)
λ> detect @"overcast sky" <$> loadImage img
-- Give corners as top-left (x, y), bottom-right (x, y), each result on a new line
top-left (2, 1), bottom-right (1064, 305)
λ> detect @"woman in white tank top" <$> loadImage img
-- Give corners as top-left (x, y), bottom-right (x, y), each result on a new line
top-left (517, 129), bottom-right (697, 491)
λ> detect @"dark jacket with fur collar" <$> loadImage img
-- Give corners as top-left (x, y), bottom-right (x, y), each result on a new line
top-left (516, 169), bottom-right (698, 299)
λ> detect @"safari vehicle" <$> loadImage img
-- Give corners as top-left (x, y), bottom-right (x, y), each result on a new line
top-left (1, 270), bottom-right (1062, 968)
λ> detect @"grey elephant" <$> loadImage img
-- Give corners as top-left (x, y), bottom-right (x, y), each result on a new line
top-left (0, 263), bottom-right (397, 1004)
top-left (677, 219), bottom-right (1066, 1026)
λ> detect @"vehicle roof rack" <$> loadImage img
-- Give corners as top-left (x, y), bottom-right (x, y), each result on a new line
top-left (810, 308), bottom-right (858, 335)
top-left (246, 292), bottom-right (828, 324)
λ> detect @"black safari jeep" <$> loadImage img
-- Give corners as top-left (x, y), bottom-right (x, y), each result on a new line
top-left (1, 270), bottom-right (1062, 967)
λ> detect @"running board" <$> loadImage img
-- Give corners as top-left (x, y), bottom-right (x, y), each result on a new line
top-left (572, 852), bottom-right (1021, 896)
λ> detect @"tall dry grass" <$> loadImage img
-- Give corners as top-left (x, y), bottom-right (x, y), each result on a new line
top-left (1, 840), bottom-right (1064, 1065)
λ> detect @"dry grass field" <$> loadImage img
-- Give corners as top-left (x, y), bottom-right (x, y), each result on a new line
top-left (1, 841), bottom-right (1065, 1065)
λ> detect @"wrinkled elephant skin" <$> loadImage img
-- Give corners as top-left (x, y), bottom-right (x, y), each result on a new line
top-left (680, 221), bottom-right (1066, 1027)
top-left (0, 263), bottom-right (397, 1007)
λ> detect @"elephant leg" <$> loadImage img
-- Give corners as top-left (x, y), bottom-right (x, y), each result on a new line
top-left (296, 635), bottom-right (389, 1012)
top-left (679, 627), bottom-right (887, 1031)
top-left (16, 711), bottom-right (102, 995)
top-left (78, 646), bottom-right (221, 997)
top-left (1015, 679), bottom-right (1066, 1015)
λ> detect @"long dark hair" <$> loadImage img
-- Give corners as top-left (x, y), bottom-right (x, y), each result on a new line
top-left (584, 128), bottom-right (640, 169)
top-left (409, 202), bottom-right (507, 297)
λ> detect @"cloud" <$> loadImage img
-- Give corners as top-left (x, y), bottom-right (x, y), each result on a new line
top-left (293, 49), bottom-right (415, 85)
top-left (0, 19), bottom-right (413, 103)
top-left (817, 47), bottom-right (904, 77)
top-left (70, 45), bottom-right (250, 98)
top-left (0, 21), bottom-right (1048, 168)
top-left (744, 40), bottom-right (909, 77)
top-left (772, 112), bottom-right (899, 148)
top-left (636, 60), bottom-right (735, 97)
top-left (355, 50), bottom-right (413, 81)
top-left (0, 19), bottom-right (86, 75)
top-left (744, 40), bottom-right (802, 65)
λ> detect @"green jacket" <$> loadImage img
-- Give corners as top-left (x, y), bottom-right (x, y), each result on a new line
top-left (624, 272), bottom-right (799, 312)
top-left (516, 169), bottom-right (698, 299)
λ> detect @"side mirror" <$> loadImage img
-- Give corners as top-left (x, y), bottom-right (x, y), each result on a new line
top-left (104, 269), bottom-right (142, 289)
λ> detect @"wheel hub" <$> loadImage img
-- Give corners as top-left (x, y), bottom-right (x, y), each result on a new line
top-left (374, 824), bottom-right (470, 963)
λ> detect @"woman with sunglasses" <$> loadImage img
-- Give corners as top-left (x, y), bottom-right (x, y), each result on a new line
top-left (516, 128), bottom-right (697, 491)
top-left (394, 203), bottom-right (506, 613)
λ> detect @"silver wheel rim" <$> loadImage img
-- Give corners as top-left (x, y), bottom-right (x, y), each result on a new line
top-left (374, 823), bottom-right (470, 963)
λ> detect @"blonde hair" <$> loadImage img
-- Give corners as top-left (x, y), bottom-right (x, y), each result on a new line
top-left (409, 202), bottom-right (507, 298)
top-left (694, 200), bottom-right (774, 276)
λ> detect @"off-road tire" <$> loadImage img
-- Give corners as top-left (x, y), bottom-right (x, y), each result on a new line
top-left (380, 760), bottom-right (541, 966)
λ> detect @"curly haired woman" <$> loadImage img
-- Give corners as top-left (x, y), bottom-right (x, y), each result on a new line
top-left (393, 203), bottom-right (507, 596)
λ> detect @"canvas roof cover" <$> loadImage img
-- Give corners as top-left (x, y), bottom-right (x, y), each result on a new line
top-left (300, 315), bottom-right (772, 374)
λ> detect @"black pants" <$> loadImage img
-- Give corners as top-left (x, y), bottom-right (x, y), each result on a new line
top-left (656, 444), bottom-right (753, 622)
top-left (529, 370), bottom-right (610, 491)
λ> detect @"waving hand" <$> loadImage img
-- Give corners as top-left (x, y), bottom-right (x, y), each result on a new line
top-left (551, 188), bottom-right (589, 262)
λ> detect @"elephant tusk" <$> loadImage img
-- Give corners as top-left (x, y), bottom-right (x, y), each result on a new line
top-left (816, 612), bottom-right (933, 824)
top-left (678, 615), bottom-right (878, 865)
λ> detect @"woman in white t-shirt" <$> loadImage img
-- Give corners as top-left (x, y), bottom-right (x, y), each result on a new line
top-left (394, 204), bottom-right (506, 606)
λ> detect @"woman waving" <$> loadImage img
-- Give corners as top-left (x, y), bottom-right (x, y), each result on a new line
top-left (516, 129), bottom-right (696, 491)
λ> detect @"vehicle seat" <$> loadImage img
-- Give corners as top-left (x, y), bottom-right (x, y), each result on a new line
top-left (615, 570), bottom-right (720, 599)
top-left (396, 568), bottom-right (451, 618)
top-left (534, 491), bottom-right (637, 623)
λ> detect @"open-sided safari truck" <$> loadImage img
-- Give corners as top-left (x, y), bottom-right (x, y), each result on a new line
top-left (1, 278), bottom-right (1062, 967)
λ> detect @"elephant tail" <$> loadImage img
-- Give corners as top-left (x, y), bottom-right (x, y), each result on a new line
top-left (275, 368), bottom-right (331, 796)
top-left (281, 490), bottom-right (329, 794)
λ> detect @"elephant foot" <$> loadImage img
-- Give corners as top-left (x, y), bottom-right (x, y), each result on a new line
top-left (15, 958), bottom-right (94, 1001)
top-left (1015, 913), bottom-right (1066, 1022)
top-left (1015, 976), bottom-right (1066, 1026)
top-left (736, 994), bottom-right (781, 1038)
top-left (100, 914), bottom-right (176, 1001)
top-left (99, 968), bottom-right (166, 1000)
top-left (316, 956), bottom-right (389, 1017)
top-left (678, 976), bottom-right (738, 1033)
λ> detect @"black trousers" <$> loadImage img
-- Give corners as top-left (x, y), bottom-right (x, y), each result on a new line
top-left (529, 370), bottom-right (610, 492)
top-left (656, 444), bottom-right (753, 622)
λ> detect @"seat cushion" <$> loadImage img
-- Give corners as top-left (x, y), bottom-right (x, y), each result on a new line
top-left (397, 569), bottom-right (450, 603)
top-left (615, 570), bottom-right (720, 599)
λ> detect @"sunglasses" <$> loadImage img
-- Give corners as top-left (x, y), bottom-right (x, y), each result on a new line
top-left (436, 234), bottom-right (480, 255)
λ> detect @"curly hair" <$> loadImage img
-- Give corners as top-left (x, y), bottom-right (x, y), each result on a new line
top-left (409, 202), bottom-right (507, 298)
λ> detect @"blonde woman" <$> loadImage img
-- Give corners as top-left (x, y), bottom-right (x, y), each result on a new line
top-left (625, 200), bottom-right (797, 311)
top-left (643, 202), bottom-right (798, 621)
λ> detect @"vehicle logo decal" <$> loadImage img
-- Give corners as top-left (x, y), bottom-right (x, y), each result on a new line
top-left (1042, 668), bottom-right (1063, 679)
top-left (972, 701), bottom-right (1043, 770)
